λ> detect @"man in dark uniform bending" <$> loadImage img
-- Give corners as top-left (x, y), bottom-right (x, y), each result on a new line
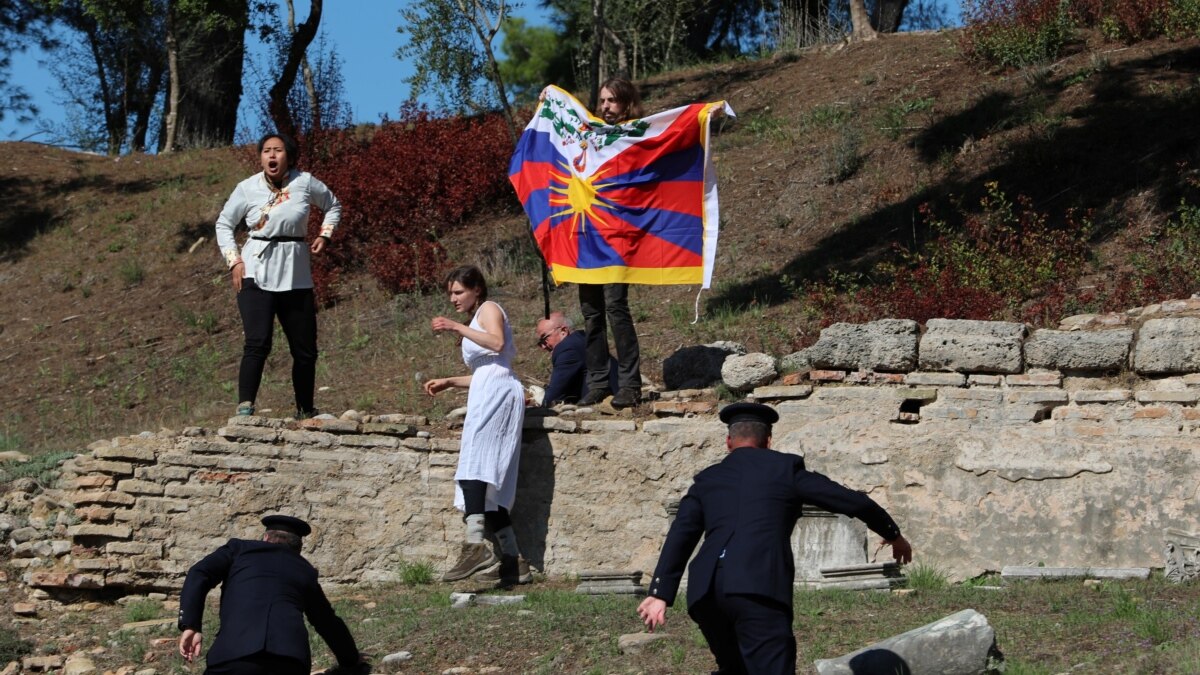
top-left (177, 514), bottom-right (367, 675)
top-left (637, 402), bottom-right (913, 674)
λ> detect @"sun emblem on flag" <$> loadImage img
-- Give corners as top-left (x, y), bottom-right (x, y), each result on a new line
top-left (547, 160), bottom-right (616, 237)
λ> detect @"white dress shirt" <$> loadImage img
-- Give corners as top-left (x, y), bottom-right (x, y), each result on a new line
top-left (214, 170), bottom-right (341, 292)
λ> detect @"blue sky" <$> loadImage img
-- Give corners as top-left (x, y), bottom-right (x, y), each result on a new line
top-left (3, 2), bottom-right (530, 143)
top-left (2, 1), bottom-right (960, 145)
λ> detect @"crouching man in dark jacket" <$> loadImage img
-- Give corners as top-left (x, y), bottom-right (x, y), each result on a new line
top-left (637, 403), bottom-right (913, 675)
top-left (178, 514), bottom-right (368, 675)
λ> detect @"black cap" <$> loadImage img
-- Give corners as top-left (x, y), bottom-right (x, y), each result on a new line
top-left (718, 402), bottom-right (780, 426)
top-left (261, 514), bottom-right (311, 537)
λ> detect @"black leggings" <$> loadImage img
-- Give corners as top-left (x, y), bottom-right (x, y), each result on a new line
top-left (459, 479), bottom-right (512, 530)
top-left (236, 279), bottom-right (318, 413)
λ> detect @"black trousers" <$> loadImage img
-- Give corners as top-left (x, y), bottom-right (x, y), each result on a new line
top-left (206, 652), bottom-right (307, 675)
top-left (459, 479), bottom-right (512, 530)
top-left (689, 565), bottom-right (796, 675)
top-left (578, 283), bottom-right (641, 392)
top-left (236, 279), bottom-right (318, 413)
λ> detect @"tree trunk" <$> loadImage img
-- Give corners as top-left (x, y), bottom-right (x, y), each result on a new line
top-left (174, 0), bottom-right (248, 149)
top-left (285, 0), bottom-right (320, 132)
top-left (589, 0), bottom-right (603, 110)
top-left (162, 0), bottom-right (179, 153)
top-left (849, 0), bottom-right (877, 40)
top-left (130, 59), bottom-right (162, 152)
top-left (268, 0), bottom-right (321, 138)
top-left (872, 0), bottom-right (910, 33)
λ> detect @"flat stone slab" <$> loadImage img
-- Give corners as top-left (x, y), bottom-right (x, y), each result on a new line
top-left (1001, 566), bottom-right (1150, 580)
top-left (1134, 318), bottom-right (1200, 374)
top-left (618, 632), bottom-right (673, 654)
top-left (1025, 328), bottom-right (1133, 372)
top-left (751, 385), bottom-right (814, 401)
top-left (578, 570), bottom-right (643, 581)
top-left (814, 609), bottom-right (997, 675)
top-left (820, 562), bottom-right (901, 578)
top-left (575, 582), bottom-right (646, 595)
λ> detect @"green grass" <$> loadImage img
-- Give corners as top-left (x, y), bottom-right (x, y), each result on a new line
top-left (398, 560), bottom-right (435, 586)
top-left (904, 562), bottom-right (950, 590)
top-left (124, 599), bottom-right (164, 623)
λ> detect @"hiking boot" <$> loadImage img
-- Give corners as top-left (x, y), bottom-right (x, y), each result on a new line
top-left (236, 401), bottom-right (255, 416)
top-left (579, 388), bottom-right (612, 406)
top-left (611, 387), bottom-right (641, 409)
top-left (475, 555), bottom-right (533, 588)
top-left (442, 542), bottom-right (499, 582)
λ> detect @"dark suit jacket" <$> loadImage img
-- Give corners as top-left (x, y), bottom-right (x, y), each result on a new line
top-left (178, 539), bottom-right (359, 669)
top-left (646, 447), bottom-right (902, 611)
top-left (543, 330), bottom-right (619, 405)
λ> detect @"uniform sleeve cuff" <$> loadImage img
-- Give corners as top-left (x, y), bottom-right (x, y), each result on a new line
top-left (224, 250), bottom-right (243, 268)
top-left (319, 224), bottom-right (335, 239)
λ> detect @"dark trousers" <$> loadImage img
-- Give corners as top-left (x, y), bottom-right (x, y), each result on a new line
top-left (206, 652), bottom-right (307, 675)
top-left (459, 479), bottom-right (512, 530)
top-left (689, 566), bottom-right (796, 675)
top-left (578, 283), bottom-right (641, 392)
top-left (236, 279), bottom-right (318, 413)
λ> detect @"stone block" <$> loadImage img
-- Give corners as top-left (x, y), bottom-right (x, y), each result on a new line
top-left (1072, 390), bottom-right (1131, 403)
top-left (76, 506), bottom-right (115, 523)
top-left (921, 406), bottom-right (978, 420)
top-left (71, 458), bottom-right (135, 476)
top-left (1000, 566), bottom-right (1150, 580)
top-left (73, 490), bottom-right (136, 507)
top-left (217, 425), bottom-right (280, 443)
top-left (808, 370), bottom-right (846, 382)
top-left (400, 437), bottom-right (431, 451)
top-left (360, 423), bottom-right (417, 437)
top-left (904, 372), bottom-right (966, 387)
top-left (337, 434), bottom-right (401, 449)
top-left (522, 416), bottom-right (577, 433)
top-left (650, 401), bottom-right (715, 417)
top-left (93, 444), bottom-right (157, 463)
top-left (1135, 390), bottom-right (1200, 404)
top-left (74, 557), bottom-right (120, 571)
top-left (751, 385), bottom-right (813, 401)
top-left (298, 418), bottom-right (360, 434)
top-left (780, 350), bottom-right (811, 373)
top-left (898, 388), bottom-right (938, 403)
top-left (136, 497), bottom-right (190, 514)
top-left (919, 319), bottom-right (1026, 373)
top-left (967, 374), bottom-right (1003, 386)
top-left (68, 523), bottom-right (132, 539)
top-left (940, 389), bottom-right (1003, 404)
top-left (73, 476), bottom-right (114, 489)
top-left (663, 342), bottom-right (745, 390)
top-left (116, 479), bottom-right (164, 496)
top-left (1006, 390), bottom-right (1069, 405)
top-left (280, 429), bottom-right (338, 447)
top-left (813, 609), bottom-right (997, 675)
top-left (375, 414), bottom-right (428, 426)
top-left (27, 572), bottom-right (103, 589)
top-left (806, 319), bottom-right (919, 372)
top-left (1134, 318), bottom-right (1200, 374)
top-left (1026, 328), bottom-right (1133, 372)
top-left (721, 353), bottom-right (778, 391)
top-left (1006, 371), bottom-right (1064, 387)
top-left (579, 420), bottom-right (637, 432)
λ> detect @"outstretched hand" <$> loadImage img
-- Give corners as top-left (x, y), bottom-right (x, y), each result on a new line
top-left (637, 596), bottom-right (667, 632)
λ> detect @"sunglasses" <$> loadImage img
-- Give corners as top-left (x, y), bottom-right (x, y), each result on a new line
top-left (536, 332), bottom-right (553, 349)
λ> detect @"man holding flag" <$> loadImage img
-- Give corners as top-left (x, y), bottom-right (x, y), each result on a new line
top-left (509, 77), bottom-right (732, 408)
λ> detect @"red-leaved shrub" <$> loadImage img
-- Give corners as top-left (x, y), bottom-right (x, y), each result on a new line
top-left (300, 105), bottom-right (517, 298)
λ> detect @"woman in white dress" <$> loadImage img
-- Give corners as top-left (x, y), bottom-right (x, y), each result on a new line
top-left (424, 266), bottom-right (530, 586)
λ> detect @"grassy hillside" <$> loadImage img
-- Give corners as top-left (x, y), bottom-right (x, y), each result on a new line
top-left (3, 29), bottom-right (1200, 453)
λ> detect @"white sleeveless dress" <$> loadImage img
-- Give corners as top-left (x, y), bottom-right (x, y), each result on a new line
top-left (454, 301), bottom-right (525, 512)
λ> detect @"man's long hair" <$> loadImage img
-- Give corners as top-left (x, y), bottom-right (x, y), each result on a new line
top-left (599, 77), bottom-right (644, 119)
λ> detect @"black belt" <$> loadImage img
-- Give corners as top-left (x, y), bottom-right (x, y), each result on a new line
top-left (250, 236), bottom-right (305, 242)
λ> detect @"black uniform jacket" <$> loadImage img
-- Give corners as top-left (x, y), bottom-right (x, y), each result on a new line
top-left (646, 447), bottom-right (902, 610)
top-left (178, 538), bottom-right (359, 669)
top-left (543, 330), bottom-right (619, 405)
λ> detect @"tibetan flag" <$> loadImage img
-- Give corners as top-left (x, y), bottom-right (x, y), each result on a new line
top-left (508, 85), bottom-right (734, 288)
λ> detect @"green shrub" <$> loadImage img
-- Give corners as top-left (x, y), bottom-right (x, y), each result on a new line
top-left (0, 451), bottom-right (75, 486)
top-left (0, 627), bottom-right (33, 663)
top-left (962, 0), bottom-right (1074, 68)
top-left (118, 259), bottom-right (145, 286)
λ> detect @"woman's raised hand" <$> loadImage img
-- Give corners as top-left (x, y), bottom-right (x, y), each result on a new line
top-left (431, 316), bottom-right (461, 334)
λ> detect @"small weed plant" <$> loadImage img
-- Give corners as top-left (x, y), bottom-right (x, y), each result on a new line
top-left (904, 562), bottom-right (950, 590)
top-left (124, 598), bottom-right (164, 623)
top-left (398, 560), bottom-right (435, 586)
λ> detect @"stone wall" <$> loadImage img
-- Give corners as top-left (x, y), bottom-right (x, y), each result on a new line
top-left (12, 311), bottom-right (1200, 593)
